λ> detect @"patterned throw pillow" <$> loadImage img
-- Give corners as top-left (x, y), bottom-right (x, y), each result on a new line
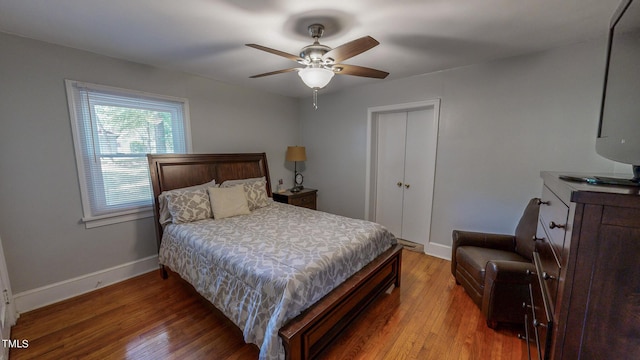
top-left (221, 177), bottom-right (270, 211)
top-left (166, 188), bottom-right (213, 224)
top-left (158, 180), bottom-right (216, 225)
top-left (241, 179), bottom-right (270, 210)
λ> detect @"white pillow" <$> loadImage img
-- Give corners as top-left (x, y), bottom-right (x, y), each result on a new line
top-left (208, 185), bottom-right (251, 219)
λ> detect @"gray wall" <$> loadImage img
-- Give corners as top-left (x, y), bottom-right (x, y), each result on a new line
top-left (0, 30), bottom-right (627, 295)
top-left (0, 32), bottom-right (299, 293)
top-left (299, 39), bottom-right (622, 250)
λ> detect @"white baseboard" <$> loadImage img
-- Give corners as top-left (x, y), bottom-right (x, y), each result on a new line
top-left (13, 255), bottom-right (158, 314)
top-left (424, 242), bottom-right (452, 261)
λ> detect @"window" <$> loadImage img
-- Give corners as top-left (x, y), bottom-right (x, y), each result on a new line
top-left (65, 80), bottom-right (191, 228)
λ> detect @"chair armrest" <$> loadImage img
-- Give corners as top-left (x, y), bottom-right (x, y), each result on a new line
top-left (482, 260), bottom-right (535, 325)
top-left (451, 230), bottom-right (516, 277)
top-left (484, 260), bottom-right (534, 284)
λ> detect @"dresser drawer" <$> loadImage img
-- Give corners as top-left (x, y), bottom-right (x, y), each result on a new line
top-left (290, 194), bottom-right (316, 209)
top-left (525, 284), bottom-right (545, 360)
top-left (524, 281), bottom-right (542, 360)
top-left (273, 189), bottom-right (318, 210)
top-left (534, 229), bottom-right (561, 305)
top-left (530, 252), bottom-right (555, 360)
top-left (538, 186), bottom-right (569, 262)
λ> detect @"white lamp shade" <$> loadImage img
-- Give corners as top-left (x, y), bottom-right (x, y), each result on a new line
top-left (297, 67), bottom-right (334, 89)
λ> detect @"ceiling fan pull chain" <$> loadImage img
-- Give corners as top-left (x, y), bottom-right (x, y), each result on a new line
top-left (313, 88), bottom-right (319, 110)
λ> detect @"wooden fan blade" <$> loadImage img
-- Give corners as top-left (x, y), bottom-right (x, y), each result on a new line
top-left (333, 64), bottom-right (389, 79)
top-left (323, 36), bottom-right (379, 63)
top-left (246, 44), bottom-right (303, 63)
top-left (249, 68), bottom-right (299, 78)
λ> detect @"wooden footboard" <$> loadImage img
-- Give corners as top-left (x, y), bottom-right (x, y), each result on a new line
top-left (279, 244), bottom-right (403, 360)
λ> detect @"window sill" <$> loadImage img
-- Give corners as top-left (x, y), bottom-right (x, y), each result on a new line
top-left (82, 207), bottom-right (154, 229)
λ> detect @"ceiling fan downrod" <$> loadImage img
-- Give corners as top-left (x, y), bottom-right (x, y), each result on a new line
top-left (308, 24), bottom-right (324, 40)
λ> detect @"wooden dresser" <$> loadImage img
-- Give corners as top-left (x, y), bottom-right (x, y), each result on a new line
top-left (272, 188), bottom-right (317, 210)
top-left (524, 172), bottom-right (640, 359)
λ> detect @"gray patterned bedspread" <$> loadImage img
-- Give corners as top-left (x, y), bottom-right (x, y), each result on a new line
top-left (159, 201), bottom-right (396, 360)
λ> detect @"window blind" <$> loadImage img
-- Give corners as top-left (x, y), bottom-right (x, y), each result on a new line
top-left (66, 80), bottom-right (190, 225)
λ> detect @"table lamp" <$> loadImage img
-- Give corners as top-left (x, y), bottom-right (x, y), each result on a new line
top-left (286, 146), bottom-right (306, 192)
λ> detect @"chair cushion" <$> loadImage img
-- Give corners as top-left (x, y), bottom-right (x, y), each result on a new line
top-left (456, 246), bottom-right (530, 292)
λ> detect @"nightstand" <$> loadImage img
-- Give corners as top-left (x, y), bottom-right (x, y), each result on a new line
top-left (273, 188), bottom-right (317, 210)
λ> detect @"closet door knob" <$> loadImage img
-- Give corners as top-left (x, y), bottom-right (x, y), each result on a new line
top-left (397, 182), bottom-right (403, 187)
top-left (404, 183), bottom-right (411, 189)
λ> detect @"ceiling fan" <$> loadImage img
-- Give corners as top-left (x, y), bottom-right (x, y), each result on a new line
top-left (246, 24), bottom-right (389, 109)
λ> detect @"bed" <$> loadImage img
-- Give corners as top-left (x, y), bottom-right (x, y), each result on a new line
top-left (147, 153), bottom-right (402, 360)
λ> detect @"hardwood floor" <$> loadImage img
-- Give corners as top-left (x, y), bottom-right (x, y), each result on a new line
top-left (10, 250), bottom-right (528, 359)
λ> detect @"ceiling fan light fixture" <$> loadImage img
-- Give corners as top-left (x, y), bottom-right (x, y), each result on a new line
top-left (297, 67), bottom-right (334, 89)
top-left (246, 22), bottom-right (387, 109)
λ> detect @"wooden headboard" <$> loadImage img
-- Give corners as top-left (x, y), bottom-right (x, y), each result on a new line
top-left (146, 153), bottom-right (272, 250)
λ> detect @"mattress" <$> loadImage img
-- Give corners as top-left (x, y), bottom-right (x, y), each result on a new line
top-left (159, 201), bottom-right (396, 360)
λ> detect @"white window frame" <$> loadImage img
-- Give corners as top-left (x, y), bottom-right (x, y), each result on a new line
top-left (65, 80), bottom-right (192, 228)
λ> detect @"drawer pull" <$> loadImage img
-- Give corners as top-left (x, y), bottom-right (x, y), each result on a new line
top-left (526, 269), bottom-right (537, 276)
top-left (549, 221), bottom-right (566, 229)
top-left (533, 319), bottom-right (547, 328)
top-left (522, 302), bottom-right (532, 310)
top-left (532, 235), bottom-right (544, 242)
top-left (517, 333), bottom-right (534, 344)
top-left (542, 272), bottom-right (556, 281)
top-left (536, 198), bottom-right (550, 206)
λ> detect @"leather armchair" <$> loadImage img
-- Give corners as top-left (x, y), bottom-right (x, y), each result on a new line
top-left (451, 198), bottom-right (540, 329)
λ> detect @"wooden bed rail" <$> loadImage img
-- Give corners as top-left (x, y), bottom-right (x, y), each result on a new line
top-left (280, 244), bottom-right (403, 360)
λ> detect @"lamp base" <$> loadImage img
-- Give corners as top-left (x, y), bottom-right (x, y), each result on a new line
top-left (290, 185), bottom-right (304, 193)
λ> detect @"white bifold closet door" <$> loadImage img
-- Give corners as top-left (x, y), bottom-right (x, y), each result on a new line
top-left (375, 108), bottom-right (434, 246)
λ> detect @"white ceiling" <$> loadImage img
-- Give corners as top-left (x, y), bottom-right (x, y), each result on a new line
top-left (0, 0), bottom-right (621, 98)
